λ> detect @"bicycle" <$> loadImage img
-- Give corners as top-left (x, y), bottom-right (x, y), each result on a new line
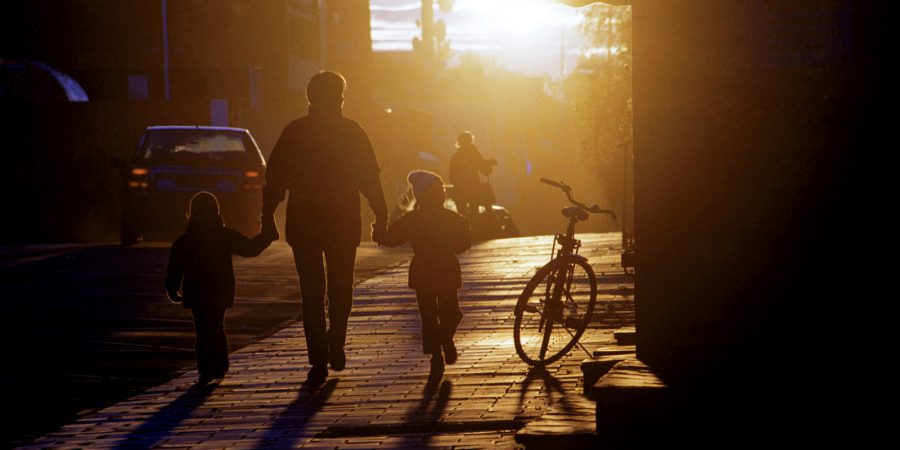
top-left (513, 178), bottom-right (616, 366)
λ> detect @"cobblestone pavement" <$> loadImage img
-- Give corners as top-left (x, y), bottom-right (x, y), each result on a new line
top-left (20, 233), bottom-right (633, 449)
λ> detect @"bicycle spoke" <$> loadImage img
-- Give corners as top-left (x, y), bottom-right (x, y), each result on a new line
top-left (513, 180), bottom-right (602, 367)
top-left (514, 256), bottom-right (597, 367)
top-left (562, 316), bottom-right (584, 329)
top-left (560, 321), bottom-right (578, 338)
top-left (560, 288), bottom-right (588, 329)
top-left (538, 322), bottom-right (554, 360)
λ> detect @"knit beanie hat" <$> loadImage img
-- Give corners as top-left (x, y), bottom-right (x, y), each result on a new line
top-left (407, 170), bottom-right (443, 203)
top-left (189, 191), bottom-right (220, 217)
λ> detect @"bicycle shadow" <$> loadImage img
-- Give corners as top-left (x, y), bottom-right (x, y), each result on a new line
top-left (254, 378), bottom-right (339, 449)
top-left (518, 366), bottom-right (576, 415)
top-left (114, 381), bottom-right (217, 449)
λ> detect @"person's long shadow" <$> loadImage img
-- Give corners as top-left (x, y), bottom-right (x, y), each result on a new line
top-left (254, 378), bottom-right (338, 449)
top-left (518, 366), bottom-right (575, 414)
top-left (114, 382), bottom-right (216, 449)
top-left (397, 370), bottom-right (453, 448)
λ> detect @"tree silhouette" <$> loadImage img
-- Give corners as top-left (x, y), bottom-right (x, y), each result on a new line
top-left (412, 0), bottom-right (453, 71)
top-left (563, 4), bottom-right (633, 226)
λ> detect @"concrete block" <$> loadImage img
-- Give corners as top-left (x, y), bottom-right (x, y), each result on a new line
top-left (593, 344), bottom-right (637, 357)
top-left (580, 357), bottom-right (623, 398)
top-left (613, 328), bottom-right (637, 345)
top-left (593, 358), bottom-right (676, 447)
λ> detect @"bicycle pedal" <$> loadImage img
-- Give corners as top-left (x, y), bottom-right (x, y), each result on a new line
top-left (563, 317), bottom-right (584, 328)
top-left (523, 304), bottom-right (539, 313)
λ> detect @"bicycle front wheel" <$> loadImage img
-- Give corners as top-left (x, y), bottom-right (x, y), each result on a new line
top-left (514, 255), bottom-right (597, 366)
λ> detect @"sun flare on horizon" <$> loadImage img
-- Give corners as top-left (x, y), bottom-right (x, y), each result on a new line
top-left (371, 0), bottom-right (603, 78)
top-left (460, 0), bottom-right (570, 34)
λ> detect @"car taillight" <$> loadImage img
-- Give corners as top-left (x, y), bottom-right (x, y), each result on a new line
top-left (128, 167), bottom-right (150, 188)
top-left (242, 170), bottom-right (263, 190)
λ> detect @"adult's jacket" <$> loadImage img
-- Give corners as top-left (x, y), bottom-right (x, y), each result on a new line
top-left (263, 111), bottom-right (388, 247)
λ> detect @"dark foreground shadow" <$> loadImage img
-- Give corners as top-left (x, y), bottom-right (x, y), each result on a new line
top-left (114, 382), bottom-right (216, 449)
top-left (397, 372), bottom-right (453, 448)
top-left (518, 366), bottom-right (575, 414)
top-left (314, 369), bottom-right (455, 445)
top-left (415, 372), bottom-right (453, 422)
top-left (255, 378), bottom-right (338, 449)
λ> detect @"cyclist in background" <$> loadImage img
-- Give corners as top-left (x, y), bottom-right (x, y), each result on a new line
top-left (448, 131), bottom-right (497, 217)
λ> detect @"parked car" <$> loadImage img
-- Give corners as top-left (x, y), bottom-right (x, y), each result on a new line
top-left (389, 185), bottom-right (519, 241)
top-left (120, 126), bottom-right (266, 244)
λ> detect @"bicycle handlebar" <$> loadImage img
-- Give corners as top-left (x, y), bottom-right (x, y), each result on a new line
top-left (540, 178), bottom-right (576, 204)
top-left (540, 177), bottom-right (617, 220)
top-left (540, 177), bottom-right (568, 191)
top-left (592, 208), bottom-right (617, 220)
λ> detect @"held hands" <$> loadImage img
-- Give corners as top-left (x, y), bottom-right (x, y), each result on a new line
top-left (371, 221), bottom-right (387, 245)
top-left (261, 214), bottom-right (279, 241)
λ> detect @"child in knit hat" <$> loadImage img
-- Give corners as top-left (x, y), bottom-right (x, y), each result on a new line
top-left (166, 191), bottom-right (276, 385)
top-left (373, 170), bottom-right (472, 373)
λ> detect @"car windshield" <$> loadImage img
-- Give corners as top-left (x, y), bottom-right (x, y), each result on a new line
top-left (140, 129), bottom-right (251, 161)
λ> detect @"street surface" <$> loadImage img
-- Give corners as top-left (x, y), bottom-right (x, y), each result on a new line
top-left (0, 241), bottom-right (411, 447)
top-left (13, 233), bottom-right (634, 449)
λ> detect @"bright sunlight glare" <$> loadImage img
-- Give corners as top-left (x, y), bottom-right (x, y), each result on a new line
top-left (457, 0), bottom-right (565, 34)
top-left (371, 0), bottom-right (597, 78)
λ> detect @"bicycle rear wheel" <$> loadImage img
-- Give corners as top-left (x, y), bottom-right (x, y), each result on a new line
top-left (514, 255), bottom-right (597, 366)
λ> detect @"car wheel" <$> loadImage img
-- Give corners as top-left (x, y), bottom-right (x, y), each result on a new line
top-left (502, 219), bottom-right (520, 237)
top-left (120, 218), bottom-right (141, 246)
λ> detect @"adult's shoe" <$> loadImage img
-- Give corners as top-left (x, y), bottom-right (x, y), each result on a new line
top-left (307, 365), bottom-right (328, 384)
top-left (330, 347), bottom-right (346, 371)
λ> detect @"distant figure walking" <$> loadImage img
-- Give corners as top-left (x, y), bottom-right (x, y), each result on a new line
top-left (166, 191), bottom-right (275, 385)
top-left (448, 131), bottom-right (497, 216)
top-left (262, 71), bottom-right (388, 383)
top-left (374, 170), bottom-right (471, 373)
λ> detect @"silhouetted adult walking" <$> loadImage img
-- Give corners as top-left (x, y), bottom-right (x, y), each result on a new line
top-left (262, 71), bottom-right (388, 383)
top-left (448, 131), bottom-right (496, 216)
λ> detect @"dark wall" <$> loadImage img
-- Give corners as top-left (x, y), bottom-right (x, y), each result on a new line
top-left (1, 100), bottom-right (212, 243)
top-left (325, 0), bottom-right (374, 106)
top-left (630, 0), bottom-right (885, 374)
top-left (0, 0), bottom-right (345, 243)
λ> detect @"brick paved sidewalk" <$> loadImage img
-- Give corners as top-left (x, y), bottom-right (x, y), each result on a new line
top-left (20, 233), bottom-right (632, 449)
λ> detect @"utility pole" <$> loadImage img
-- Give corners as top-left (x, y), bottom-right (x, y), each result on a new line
top-left (161, 0), bottom-right (170, 101)
top-left (421, 0), bottom-right (434, 72)
top-left (560, 26), bottom-right (565, 77)
top-left (416, 0), bottom-right (453, 72)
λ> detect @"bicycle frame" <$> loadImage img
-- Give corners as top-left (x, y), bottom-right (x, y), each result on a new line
top-left (534, 209), bottom-right (587, 353)
top-left (554, 212), bottom-right (583, 258)
top-left (516, 178), bottom-right (614, 365)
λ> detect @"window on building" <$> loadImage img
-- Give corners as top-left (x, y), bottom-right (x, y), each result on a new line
top-left (289, 14), bottom-right (320, 62)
